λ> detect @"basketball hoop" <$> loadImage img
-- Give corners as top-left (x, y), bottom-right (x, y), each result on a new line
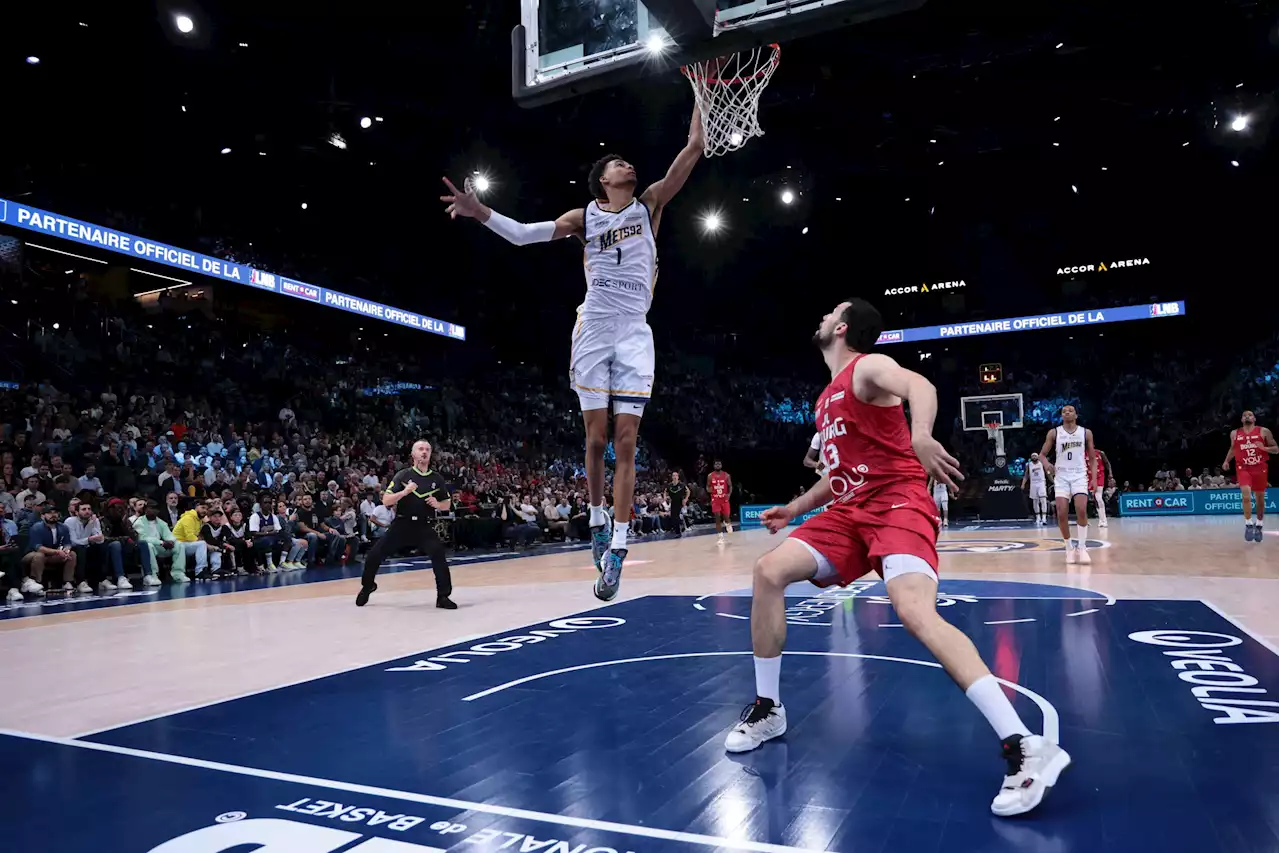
top-left (682, 44), bottom-right (781, 158)
top-left (984, 422), bottom-right (1006, 458)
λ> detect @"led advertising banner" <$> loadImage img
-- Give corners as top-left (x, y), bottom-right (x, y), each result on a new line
top-left (875, 301), bottom-right (1184, 346)
top-left (0, 198), bottom-right (466, 341)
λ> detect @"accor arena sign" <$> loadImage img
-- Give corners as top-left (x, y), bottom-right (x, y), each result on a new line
top-left (884, 280), bottom-right (967, 297)
top-left (1057, 258), bottom-right (1150, 275)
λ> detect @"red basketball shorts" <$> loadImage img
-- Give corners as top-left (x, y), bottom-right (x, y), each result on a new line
top-left (711, 498), bottom-right (731, 517)
top-left (789, 486), bottom-right (940, 588)
top-left (1238, 466), bottom-right (1269, 492)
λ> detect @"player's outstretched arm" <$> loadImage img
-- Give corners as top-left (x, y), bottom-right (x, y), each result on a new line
top-left (1040, 430), bottom-right (1057, 474)
top-left (640, 107), bottom-right (704, 211)
top-left (441, 177), bottom-right (584, 244)
top-left (854, 353), bottom-right (963, 489)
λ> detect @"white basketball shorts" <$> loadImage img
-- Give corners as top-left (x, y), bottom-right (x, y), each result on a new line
top-left (1030, 485), bottom-right (1047, 500)
top-left (570, 315), bottom-right (654, 416)
top-left (1054, 471), bottom-right (1089, 498)
top-left (933, 492), bottom-right (949, 510)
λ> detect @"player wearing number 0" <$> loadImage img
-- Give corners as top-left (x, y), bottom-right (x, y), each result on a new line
top-left (1039, 406), bottom-right (1095, 563)
top-left (440, 108), bottom-right (703, 602)
top-left (723, 298), bottom-right (1071, 818)
top-left (1222, 410), bottom-right (1277, 542)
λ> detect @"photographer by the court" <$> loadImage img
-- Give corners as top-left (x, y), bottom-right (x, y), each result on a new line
top-left (355, 439), bottom-right (456, 610)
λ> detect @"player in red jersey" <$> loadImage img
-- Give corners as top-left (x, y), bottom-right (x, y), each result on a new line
top-left (1222, 410), bottom-right (1277, 542)
top-left (722, 298), bottom-right (1071, 817)
top-left (1089, 447), bottom-right (1113, 528)
top-left (707, 460), bottom-right (733, 544)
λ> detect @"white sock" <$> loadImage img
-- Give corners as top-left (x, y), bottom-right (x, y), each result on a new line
top-left (754, 655), bottom-right (782, 703)
top-left (1096, 498), bottom-right (1107, 524)
top-left (589, 504), bottom-right (607, 527)
top-left (611, 522), bottom-right (628, 550)
top-left (1076, 522), bottom-right (1089, 548)
top-left (965, 675), bottom-right (1031, 740)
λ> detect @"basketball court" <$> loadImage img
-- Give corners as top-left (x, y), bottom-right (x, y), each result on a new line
top-left (3, 516), bottom-right (1276, 852)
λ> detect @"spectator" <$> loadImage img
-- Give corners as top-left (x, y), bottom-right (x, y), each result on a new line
top-left (225, 507), bottom-right (257, 575)
top-left (100, 498), bottom-right (142, 588)
top-left (16, 476), bottom-right (45, 509)
top-left (171, 499), bottom-right (211, 583)
top-left (293, 492), bottom-right (346, 566)
top-left (198, 507), bottom-right (235, 579)
top-left (77, 463), bottom-right (104, 496)
top-left (66, 502), bottom-right (109, 593)
top-left (20, 505), bottom-right (77, 596)
top-left (130, 500), bottom-right (172, 586)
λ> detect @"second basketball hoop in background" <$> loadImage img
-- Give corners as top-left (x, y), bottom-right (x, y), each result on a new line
top-left (682, 44), bottom-right (780, 157)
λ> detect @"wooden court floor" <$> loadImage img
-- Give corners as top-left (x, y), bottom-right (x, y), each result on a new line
top-left (1, 515), bottom-right (1275, 739)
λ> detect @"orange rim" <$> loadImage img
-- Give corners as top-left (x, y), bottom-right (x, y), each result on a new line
top-left (681, 44), bottom-right (780, 86)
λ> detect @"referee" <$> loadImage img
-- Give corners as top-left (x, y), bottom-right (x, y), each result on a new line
top-left (356, 439), bottom-right (457, 609)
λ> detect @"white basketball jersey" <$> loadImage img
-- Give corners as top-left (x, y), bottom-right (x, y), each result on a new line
top-left (579, 199), bottom-right (657, 319)
top-left (1028, 462), bottom-right (1046, 490)
top-left (1055, 425), bottom-right (1087, 474)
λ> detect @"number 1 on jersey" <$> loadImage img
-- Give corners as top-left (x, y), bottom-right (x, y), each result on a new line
top-left (616, 247), bottom-right (622, 265)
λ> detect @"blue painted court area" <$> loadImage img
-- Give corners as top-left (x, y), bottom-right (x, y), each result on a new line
top-left (6, 596), bottom-right (1277, 852)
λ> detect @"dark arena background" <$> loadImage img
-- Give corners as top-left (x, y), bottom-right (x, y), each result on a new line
top-left (1, 2), bottom-right (1277, 852)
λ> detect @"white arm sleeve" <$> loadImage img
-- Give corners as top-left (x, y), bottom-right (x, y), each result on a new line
top-left (483, 210), bottom-right (557, 246)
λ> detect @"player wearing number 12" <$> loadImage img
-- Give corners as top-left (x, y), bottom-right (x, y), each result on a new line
top-left (440, 108), bottom-right (704, 602)
top-left (723, 298), bottom-right (1071, 818)
top-left (1222, 410), bottom-right (1277, 541)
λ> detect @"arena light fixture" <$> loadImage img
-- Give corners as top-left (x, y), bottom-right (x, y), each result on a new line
top-left (26, 56), bottom-right (40, 65)
top-left (730, 132), bottom-right (744, 146)
top-left (301, 202), bottom-right (308, 210)
top-left (328, 132), bottom-right (347, 150)
top-left (1230, 160), bottom-right (1240, 167)
top-left (780, 189), bottom-right (795, 205)
top-left (174, 14), bottom-right (195, 34)
top-left (220, 147), bottom-right (231, 154)
top-left (472, 174), bottom-right (491, 193)
top-left (701, 212), bottom-right (723, 233)
top-left (645, 34), bottom-right (668, 53)
top-left (1230, 114), bottom-right (1249, 132)
top-left (360, 116), bottom-right (373, 129)
top-left (801, 226), bottom-right (809, 235)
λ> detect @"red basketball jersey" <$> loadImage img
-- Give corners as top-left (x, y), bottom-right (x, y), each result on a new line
top-left (708, 471), bottom-right (730, 499)
top-left (814, 354), bottom-right (929, 507)
top-left (1089, 449), bottom-right (1105, 488)
top-left (1234, 427), bottom-right (1268, 470)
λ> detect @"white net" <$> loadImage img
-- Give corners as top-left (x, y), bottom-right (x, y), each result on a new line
top-left (682, 44), bottom-right (781, 158)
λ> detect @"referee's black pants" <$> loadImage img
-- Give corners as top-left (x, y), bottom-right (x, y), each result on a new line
top-left (360, 517), bottom-right (452, 597)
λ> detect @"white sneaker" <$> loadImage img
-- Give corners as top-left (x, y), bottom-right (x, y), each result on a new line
top-left (77, 581), bottom-right (93, 594)
top-left (724, 699), bottom-right (788, 753)
top-left (21, 577), bottom-right (44, 596)
top-left (62, 582), bottom-right (74, 592)
top-left (991, 734), bottom-right (1072, 817)
top-left (1064, 542), bottom-right (1077, 564)
top-left (717, 534), bottom-right (726, 545)
top-left (142, 574), bottom-right (162, 587)
top-left (266, 561), bottom-right (278, 573)
top-left (98, 578), bottom-right (117, 592)
top-left (6, 587), bottom-right (22, 602)
top-left (1099, 519), bottom-right (1108, 528)
top-left (1076, 544), bottom-right (1092, 564)
top-left (726, 524), bottom-right (733, 534)
top-left (116, 576), bottom-right (133, 590)
top-left (170, 571), bottom-right (190, 584)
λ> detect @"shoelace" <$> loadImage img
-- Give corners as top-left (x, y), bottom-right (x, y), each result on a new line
top-left (739, 700), bottom-right (775, 727)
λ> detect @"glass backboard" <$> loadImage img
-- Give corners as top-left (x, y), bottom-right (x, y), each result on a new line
top-left (961, 393), bottom-right (1024, 432)
top-left (515, 0), bottom-right (925, 106)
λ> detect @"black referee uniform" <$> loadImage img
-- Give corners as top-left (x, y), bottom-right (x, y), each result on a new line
top-left (357, 466), bottom-right (455, 608)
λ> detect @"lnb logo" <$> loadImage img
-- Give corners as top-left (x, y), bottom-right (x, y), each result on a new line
top-left (248, 269), bottom-right (277, 290)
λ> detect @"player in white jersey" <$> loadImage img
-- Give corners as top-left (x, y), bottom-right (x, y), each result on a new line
top-left (928, 476), bottom-right (950, 527)
top-left (1022, 452), bottom-right (1048, 525)
top-left (1038, 405), bottom-right (1096, 564)
top-left (440, 109), bottom-right (703, 601)
top-left (803, 432), bottom-right (824, 475)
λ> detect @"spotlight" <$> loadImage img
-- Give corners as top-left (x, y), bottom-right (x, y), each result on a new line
top-left (1230, 160), bottom-right (1240, 167)
top-left (52, 323), bottom-right (60, 330)
top-left (301, 202), bottom-right (308, 210)
top-left (360, 116), bottom-right (373, 129)
top-left (729, 131), bottom-right (743, 146)
top-left (702, 212), bottom-right (722, 232)
top-left (1230, 114), bottom-right (1249, 132)
top-left (645, 34), bottom-right (668, 53)
top-left (1071, 185), bottom-right (1078, 193)
top-left (174, 14), bottom-right (195, 34)
top-left (25, 56), bottom-right (40, 65)
top-left (328, 133), bottom-right (347, 150)
top-left (472, 174), bottom-right (491, 193)
top-left (801, 226), bottom-right (809, 235)
top-left (780, 189), bottom-right (795, 205)
top-left (220, 147), bottom-right (231, 154)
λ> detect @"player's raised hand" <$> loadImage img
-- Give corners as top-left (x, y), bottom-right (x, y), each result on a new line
top-left (911, 435), bottom-right (964, 491)
top-left (761, 505), bottom-right (792, 534)
top-left (440, 176), bottom-right (483, 220)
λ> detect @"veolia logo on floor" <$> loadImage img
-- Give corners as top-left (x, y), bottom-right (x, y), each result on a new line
top-left (1128, 629), bottom-right (1278, 725)
top-left (384, 616), bottom-right (626, 673)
